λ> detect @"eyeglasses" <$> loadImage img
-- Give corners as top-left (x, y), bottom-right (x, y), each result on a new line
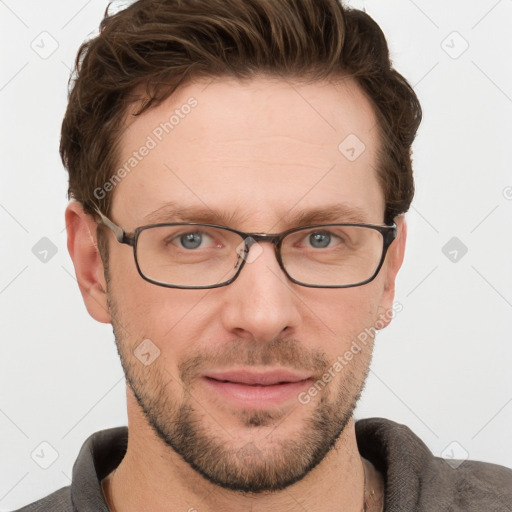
top-left (93, 207), bottom-right (397, 289)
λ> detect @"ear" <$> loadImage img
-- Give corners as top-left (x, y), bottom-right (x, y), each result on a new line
top-left (376, 215), bottom-right (407, 329)
top-left (65, 201), bottom-right (112, 324)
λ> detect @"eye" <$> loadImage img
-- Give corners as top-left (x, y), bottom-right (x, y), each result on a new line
top-left (308, 230), bottom-right (333, 249)
top-left (179, 232), bottom-right (204, 249)
top-left (168, 230), bottom-right (217, 250)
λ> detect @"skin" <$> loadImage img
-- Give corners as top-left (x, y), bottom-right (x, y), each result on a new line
top-left (66, 75), bottom-right (406, 511)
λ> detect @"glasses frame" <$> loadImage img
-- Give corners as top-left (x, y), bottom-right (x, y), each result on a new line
top-left (93, 207), bottom-right (397, 290)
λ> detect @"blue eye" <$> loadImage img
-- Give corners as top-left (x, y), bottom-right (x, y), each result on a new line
top-left (179, 232), bottom-right (203, 249)
top-left (309, 231), bottom-right (331, 248)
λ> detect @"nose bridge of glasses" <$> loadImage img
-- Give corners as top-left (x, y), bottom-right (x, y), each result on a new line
top-left (244, 233), bottom-right (281, 247)
top-left (234, 233), bottom-right (283, 270)
top-left (242, 233), bottom-right (282, 261)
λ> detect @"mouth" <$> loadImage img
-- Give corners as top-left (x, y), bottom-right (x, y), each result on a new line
top-left (201, 369), bottom-right (313, 406)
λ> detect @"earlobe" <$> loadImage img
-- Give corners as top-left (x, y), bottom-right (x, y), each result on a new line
top-left (65, 201), bottom-right (112, 324)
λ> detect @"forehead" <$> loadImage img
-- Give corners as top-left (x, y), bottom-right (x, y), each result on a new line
top-left (112, 76), bottom-right (384, 229)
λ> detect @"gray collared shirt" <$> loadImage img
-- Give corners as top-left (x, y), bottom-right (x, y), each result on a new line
top-left (14, 418), bottom-right (512, 512)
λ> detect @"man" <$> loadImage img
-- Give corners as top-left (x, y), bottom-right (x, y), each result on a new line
top-left (16, 0), bottom-right (512, 511)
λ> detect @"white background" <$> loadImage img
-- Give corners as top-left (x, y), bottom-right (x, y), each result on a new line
top-left (1, 0), bottom-right (511, 509)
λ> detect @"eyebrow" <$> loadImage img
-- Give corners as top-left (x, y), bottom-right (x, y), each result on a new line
top-left (142, 203), bottom-right (251, 226)
top-left (288, 204), bottom-right (370, 225)
top-left (141, 202), bottom-right (371, 228)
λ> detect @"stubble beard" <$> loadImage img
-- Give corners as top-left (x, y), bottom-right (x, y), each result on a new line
top-left (107, 291), bottom-right (372, 493)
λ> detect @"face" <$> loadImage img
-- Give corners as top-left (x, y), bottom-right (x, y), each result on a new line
top-left (69, 76), bottom-right (405, 493)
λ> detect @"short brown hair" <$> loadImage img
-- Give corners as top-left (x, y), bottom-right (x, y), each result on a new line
top-left (61, 0), bottom-right (421, 226)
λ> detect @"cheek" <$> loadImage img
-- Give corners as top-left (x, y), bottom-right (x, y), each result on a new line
top-left (300, 286), bottom-right (382, 351)
top-left (124, 288), bottom-right (211, 333)
top-left (108, 262), bottom-right (217, 352)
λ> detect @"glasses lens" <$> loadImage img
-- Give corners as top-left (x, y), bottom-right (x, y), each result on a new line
top-left (281, 225), bottom-right (384, 286)
top-left (136, 225), bottom-right (244, 287)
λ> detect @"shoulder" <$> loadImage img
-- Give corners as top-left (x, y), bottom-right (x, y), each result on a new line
top-left (11, 426), bottom-right (127, 512)
top-left (355, 417), bottom-right (512, 512)
top-left (11, 486), bottom-right (72, 512)
top-left (418, 452), bottom-right (512, 511)
top-left (432, 457), bottom-right (512, 508)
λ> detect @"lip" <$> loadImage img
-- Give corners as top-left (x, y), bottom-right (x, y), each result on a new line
top-left (201, 368), bottom-right (313, 407)
top-left (203, 369), bottom-right (312, 386)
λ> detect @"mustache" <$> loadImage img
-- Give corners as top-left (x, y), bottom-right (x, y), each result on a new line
top-left (178, 336), bottom-right (331, 387)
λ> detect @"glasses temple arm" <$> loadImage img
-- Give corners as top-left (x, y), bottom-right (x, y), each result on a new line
top-left (92, 206), bottom-right (126, 243)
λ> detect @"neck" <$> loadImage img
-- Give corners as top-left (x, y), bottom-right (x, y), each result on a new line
top-left (103, 392), bottom-right (373, 512)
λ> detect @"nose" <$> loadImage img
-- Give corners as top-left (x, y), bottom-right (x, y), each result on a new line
top-left (219, 240), bottom-right (301, 342)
